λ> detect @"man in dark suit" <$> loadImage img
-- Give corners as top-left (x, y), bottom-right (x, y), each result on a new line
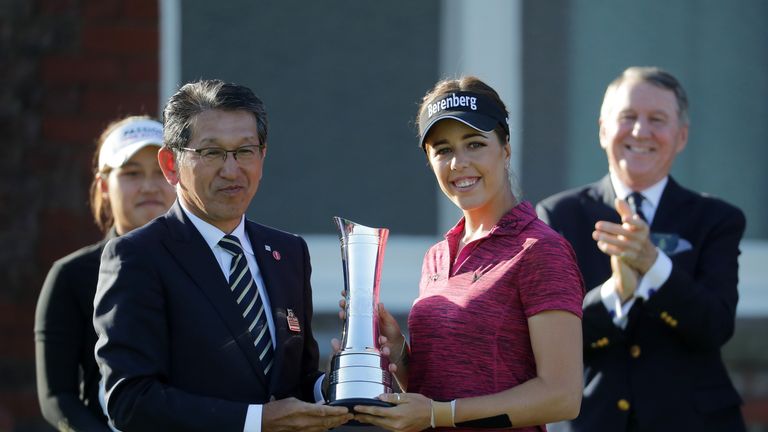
top-left (93, 79), bottom-right (352, 431)
top-left (537, 67), bottom-right (746, 431)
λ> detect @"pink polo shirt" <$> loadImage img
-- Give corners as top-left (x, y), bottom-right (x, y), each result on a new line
top-left (407, 201), bottom-right (584, 431)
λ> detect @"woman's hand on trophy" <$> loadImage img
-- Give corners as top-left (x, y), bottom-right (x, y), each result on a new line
top-left (376, 335), bottom-right (399, 375)
top-left (377, 303), bottom-right (402, 340)
top-left (377, 303), bottom-right (409, 389)
top-left (353, 392), bottom-right (431, 432)
top-left (329, 338), bottom-right (342, 355)
top-left (338, 289), bottom-right (347, 320)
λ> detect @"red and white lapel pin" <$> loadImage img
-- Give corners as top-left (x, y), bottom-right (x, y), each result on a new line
top-left (264, 245), bottom-right (281, 261)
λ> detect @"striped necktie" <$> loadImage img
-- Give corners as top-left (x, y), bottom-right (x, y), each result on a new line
top-left (219, 235), bottom-right (274, 377)
top-left (627, 191), bottom-right (648, 223)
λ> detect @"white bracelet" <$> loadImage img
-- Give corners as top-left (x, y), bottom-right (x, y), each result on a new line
top-left (430, 400), bottom-right (436, 428)
top-left (451, 399), bottom-right (456, 424)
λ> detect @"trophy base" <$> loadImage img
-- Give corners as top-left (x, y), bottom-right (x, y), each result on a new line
top-left (329, 398), bottom-right (394, 427)
top-left (329, 397), bottom-right (393, 410)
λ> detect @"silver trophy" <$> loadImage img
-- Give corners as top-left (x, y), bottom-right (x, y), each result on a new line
top-left (328, 217), bottom-right (393, 408)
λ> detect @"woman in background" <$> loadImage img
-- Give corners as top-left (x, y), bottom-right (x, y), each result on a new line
top-left (350, 77), bottom-right (586, 431)
top-left (35, 116), bottom-right (175, 431)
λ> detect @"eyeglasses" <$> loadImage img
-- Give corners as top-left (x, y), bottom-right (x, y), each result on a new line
top-left (179, 145), bottom-right (264, 165)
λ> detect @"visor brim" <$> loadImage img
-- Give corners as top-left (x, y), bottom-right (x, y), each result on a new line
top-left (419, 111), bottom-right (500, 148)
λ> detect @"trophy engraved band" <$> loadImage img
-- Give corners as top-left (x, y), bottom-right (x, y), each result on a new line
top-left (328, 217), bottom-right (393, 408)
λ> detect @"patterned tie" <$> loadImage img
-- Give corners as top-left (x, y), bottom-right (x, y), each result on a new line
top-left (627, 192), bottom-right (648, 222)
top-left (219, 235), bottom-right (274, 377)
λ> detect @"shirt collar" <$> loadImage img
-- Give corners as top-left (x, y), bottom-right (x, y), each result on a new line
top-left (178, 200), bottom-right (253, 255)
top-left (609, 171), bottom-right (668, 209)
top-left (104, 225), bottom-right (119, 241)
top-left (444, 201), bottom-right (537, 242)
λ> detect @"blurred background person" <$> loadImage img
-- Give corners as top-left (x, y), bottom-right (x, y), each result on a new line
top-left (34, 116), bottom-right (175, 431)
top-left (537, 67), bottom-right (747, 432)
top-left (348, 76), bottom-right (585, 431)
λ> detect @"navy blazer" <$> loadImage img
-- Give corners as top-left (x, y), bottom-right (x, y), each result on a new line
top-left (94, 202), bottom-right (322, 432)
top-left (537, 176), bottom-right (746, 432)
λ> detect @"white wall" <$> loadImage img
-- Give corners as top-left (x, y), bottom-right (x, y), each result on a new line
top-left (737, 241), bottom-right (768, 317)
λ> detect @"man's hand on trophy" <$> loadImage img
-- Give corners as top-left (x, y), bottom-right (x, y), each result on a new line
top-left (262, 397), bottom-right (352, 431)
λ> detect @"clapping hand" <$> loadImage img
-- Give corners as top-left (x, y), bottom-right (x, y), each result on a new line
top-left (593, 198), bottom-right (658, 275)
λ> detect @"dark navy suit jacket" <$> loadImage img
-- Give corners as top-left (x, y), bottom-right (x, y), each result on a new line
top-left (94, 202), bottom-right (322, 431)
top-left (537, 176), bottom-right (746, 432)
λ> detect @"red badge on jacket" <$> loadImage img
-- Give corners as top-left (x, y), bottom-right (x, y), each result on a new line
top-left (286, 309), bottom-right (301, 332)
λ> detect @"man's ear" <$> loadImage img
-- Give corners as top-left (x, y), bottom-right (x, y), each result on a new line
top-left (675, 123), bottom-right (689, 155)
top-left (598, 117), bottom-right (609, 151)
top-left (158, 147), bottom-right (180, 186)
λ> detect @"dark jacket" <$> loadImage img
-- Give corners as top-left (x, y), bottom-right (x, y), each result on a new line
top-left (537, 176), bottom-right (746, 432)
top-left (94, 202), bottom-right (322, 431)
top-left (35, 229), bottom-right (116, 431)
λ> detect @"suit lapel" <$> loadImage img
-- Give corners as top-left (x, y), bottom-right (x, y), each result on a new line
top-left (593, 175), bottom-right (691, 231)
top-left (649, 177), bottom-right (691, 232)
top-left (596, 175), bottom-right (617, 209)
top-left (161, 203), bottom-right (269, 386)
top-left (590, 175), bottom-right (622, 224)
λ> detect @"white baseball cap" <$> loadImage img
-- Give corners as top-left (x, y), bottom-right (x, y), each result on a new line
top-left (98, 118), bottom-right (164, 170)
